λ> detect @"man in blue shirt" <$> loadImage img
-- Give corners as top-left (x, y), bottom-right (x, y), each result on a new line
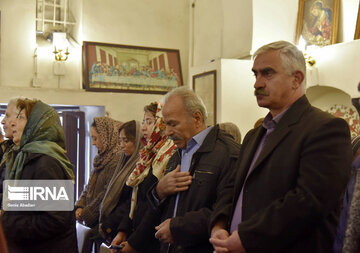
top-left (149, 87), bottom-right (240, 253)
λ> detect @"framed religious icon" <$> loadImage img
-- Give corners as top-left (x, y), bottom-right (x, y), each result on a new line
top-left (355, 1), bottom-right (360, 39)
top-left (295, 0), bottom-right (340, 47)
top-left (82, 41), bottom-right (183, 94)
top-left (192, 70), bottom-right (216, 126)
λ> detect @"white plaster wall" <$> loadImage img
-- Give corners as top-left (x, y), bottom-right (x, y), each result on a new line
top-left (252, 0), bottom-right (298, 52)
top-left (307, 39), bottom-right (360, 97)
top-left (191, 0), bottom-right (253, 66)
top-left (0, 0), bottom-right (189, 122)
top-left (0, 0), bottom-right (37, 87)
top-left (220, 59), bottom-right (268, 140)
top-left (221, 0), bottom-right (253, 58)
top-left (306, 85), bottom-right (353, 110)
top-left (82, 0), bottom-right (189, 61)
top-left (338, 0), bottom-right (360, 42)
top-left (192, 0), bottom-right (223, 66)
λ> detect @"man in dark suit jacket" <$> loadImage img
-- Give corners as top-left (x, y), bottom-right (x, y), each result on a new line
top-left (210, 40), bottom-right (353, 253)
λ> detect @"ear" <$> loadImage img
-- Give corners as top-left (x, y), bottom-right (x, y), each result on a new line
top-left (292, 70), bottom-right (304, 89)
top-left (192, 110), bottom-right (203, 126)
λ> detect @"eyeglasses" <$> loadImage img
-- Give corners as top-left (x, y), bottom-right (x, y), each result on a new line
top-left (141, 118), bottom-right (156, 126)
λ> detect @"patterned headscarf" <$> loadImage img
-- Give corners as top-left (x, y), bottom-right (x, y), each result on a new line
top-left (126, 102), bottom-right (176, 186)
top-left (6, 101), bottom-right (74, 181)
top-left (126, 102), bottom-right (176, 218)
top-left (92, 117), bottom-right (123, 172)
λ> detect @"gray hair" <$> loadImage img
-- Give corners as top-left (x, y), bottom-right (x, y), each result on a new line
top-left (253, 40), bottom-right (306, 88)
top-left (163, 87), bottom-right (208, 123)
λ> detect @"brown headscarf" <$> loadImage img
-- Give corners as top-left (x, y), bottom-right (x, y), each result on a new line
top-left (88, 117), bottom-right (122, 194)
top-left (92, 117), bottom-right (123, 172)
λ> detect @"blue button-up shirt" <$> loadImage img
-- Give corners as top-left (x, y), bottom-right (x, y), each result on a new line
top-left (173, 126), bottom-right (213, 216)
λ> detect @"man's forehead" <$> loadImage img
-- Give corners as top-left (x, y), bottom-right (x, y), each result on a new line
top-left (162, 108), bottom-right (181, 124)
top-left (253, 52), bottom-right (281, 69)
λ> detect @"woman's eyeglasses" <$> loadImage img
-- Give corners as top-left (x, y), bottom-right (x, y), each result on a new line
top-left (141, 118), bottom-right (156, 126)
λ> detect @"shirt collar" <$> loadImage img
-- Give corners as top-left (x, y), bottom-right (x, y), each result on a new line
top-left (262, 108), bottom-right (289, 130)
top-left (182, 126), bottom-right (213, 152)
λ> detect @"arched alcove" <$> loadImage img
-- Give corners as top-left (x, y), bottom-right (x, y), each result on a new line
top-left (306, 85), bottom-right (360, 137)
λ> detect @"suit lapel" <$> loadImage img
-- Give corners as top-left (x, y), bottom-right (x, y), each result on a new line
top-left (251, 125), bottom-right (290, 171)
top-left (249, 95), bottom-right (311, 177)
top-left (234, 126), bottom-right (266, 197)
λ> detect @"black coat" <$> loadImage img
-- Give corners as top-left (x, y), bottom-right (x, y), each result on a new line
top-left (148, 125), bottom-right (240, 253)
top-left (1, 153), bottom-right (78, 253)
top-left (101, 167), bottom-right (161, 253)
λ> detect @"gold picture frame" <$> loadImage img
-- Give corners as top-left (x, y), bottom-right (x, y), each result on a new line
top-left (355, 1), bottom-right (360, 39)
top-left (295, 0), bottom-right (340, 47)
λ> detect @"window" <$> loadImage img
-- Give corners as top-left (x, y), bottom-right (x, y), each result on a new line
top-left (36, 0), bottom-right (76, 39)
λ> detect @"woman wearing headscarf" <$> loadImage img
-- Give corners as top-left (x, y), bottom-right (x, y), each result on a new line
top-left (75, 117), bottom-right (123, 253)
top-left (1, 98), bottom-right (77, 253)
top-left (75, 117), bottom-right (123, 228)
top-left (98, 120), bottom-right (142, 239)
top-left (101, 102), bottom-right (176, 253)
top-left (0, 98), bottom-right (18, 209)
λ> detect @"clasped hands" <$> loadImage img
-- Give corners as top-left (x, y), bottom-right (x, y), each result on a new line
top-left (210, 227), bottom-right (246, 253)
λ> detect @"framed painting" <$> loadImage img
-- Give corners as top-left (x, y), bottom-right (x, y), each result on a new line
top-left (82, 41), bottom-right (183, 94)
top-left (295, 0), bottom-right (340, 47)
top-left (192, 70), bottom-right (216, 126)
top-left (355, 1), bottom-right (360, 39)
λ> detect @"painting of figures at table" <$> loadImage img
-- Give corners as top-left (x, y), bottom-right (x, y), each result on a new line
top-left (83, 42), bottom-right (183, 94)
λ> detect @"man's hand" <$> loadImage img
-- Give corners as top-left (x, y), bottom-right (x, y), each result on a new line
top-left (155, 218), bottom-right (174, 244)
top-left (210, 230), bottom-right (246, 253)
top-left (75, 208), bottom-right (83, 222)
top-left (98, 223), bottom-right (112, 243)
top-left (156, 165), bottom-right (192, 200)
top-left (118, 241), bottom-right (138, 253)
top-left (111, 231), bottom-right (127, 246)
top-left (211, 228), bottom-right (230, 241)
top-left (211, 219), bottom-right (229, 240)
